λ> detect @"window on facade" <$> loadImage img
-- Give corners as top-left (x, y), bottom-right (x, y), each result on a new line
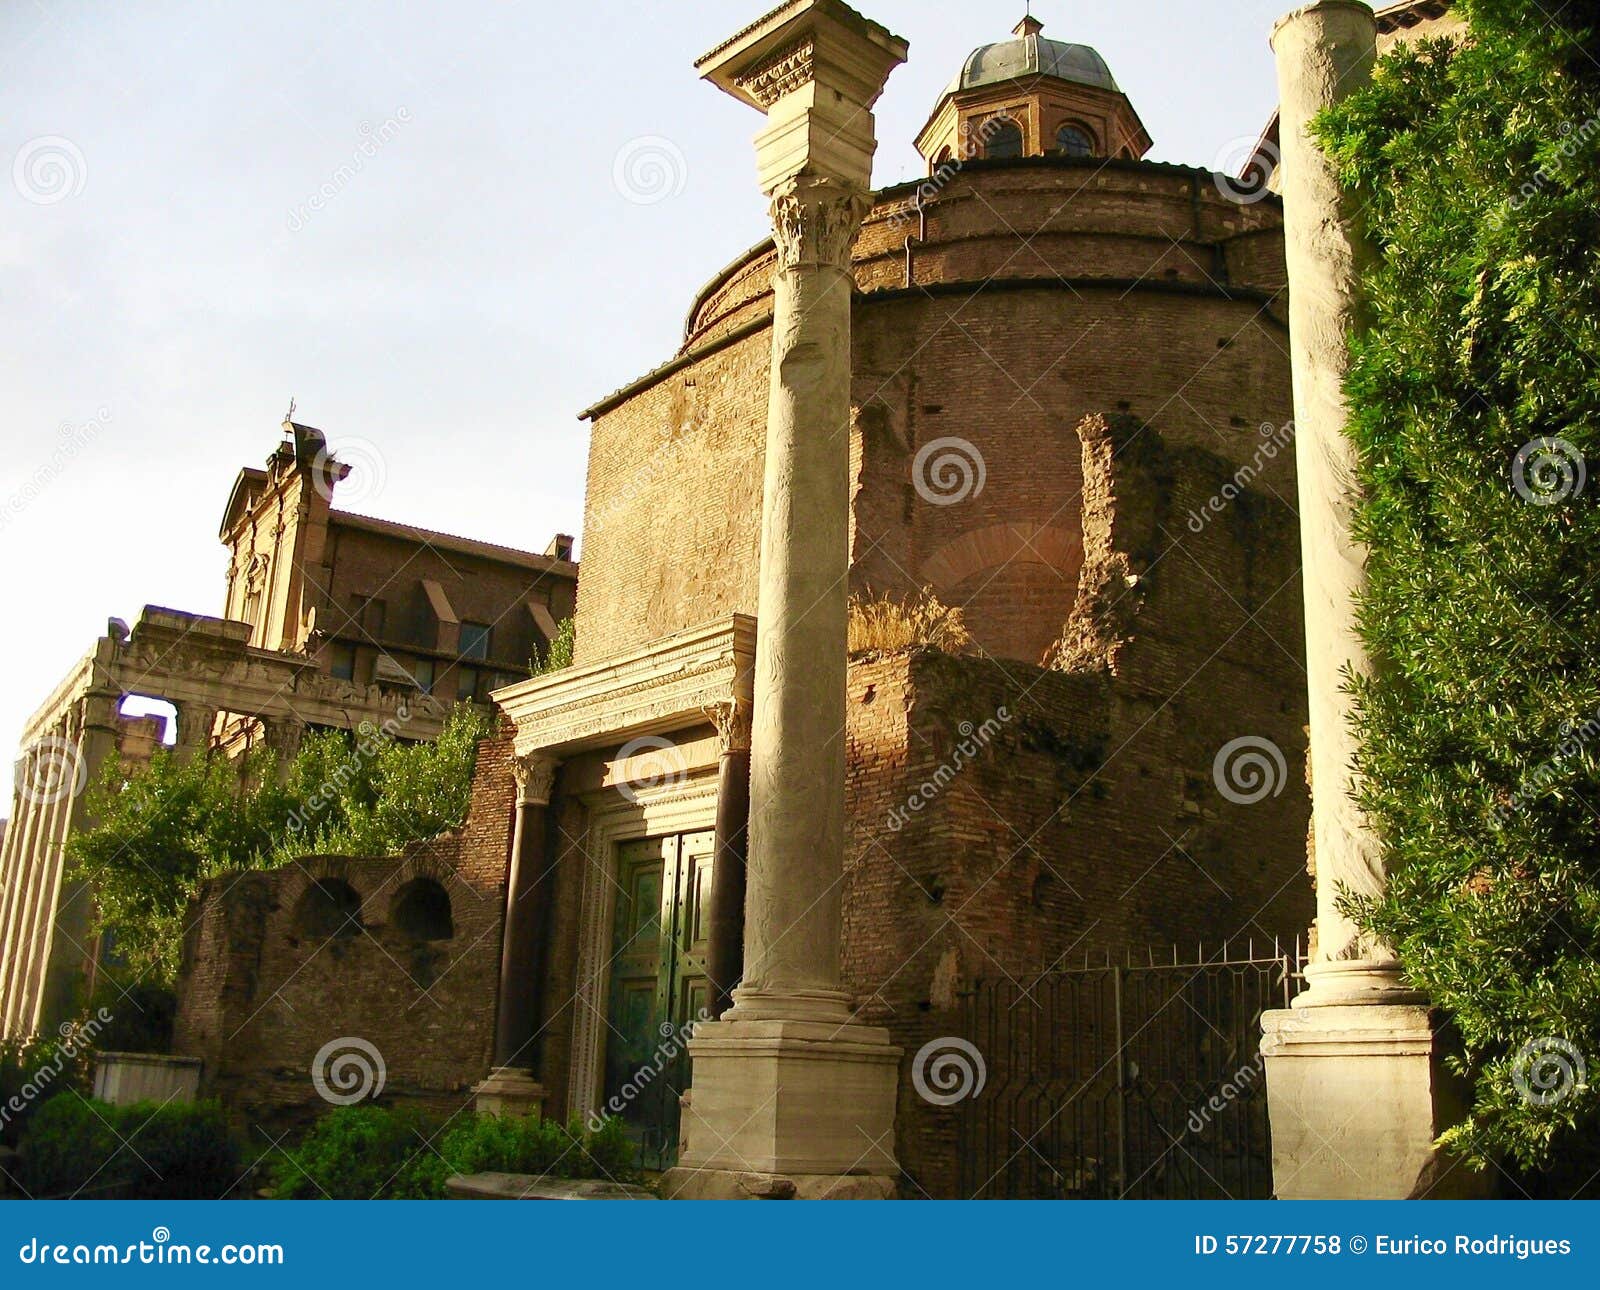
top-left (1056, 124), bottom-right (1095, 158)
top-left (456, 665), bottom-right (481, 703)
top-left (414, 657), bottom-right (436, 693)
top-left (985, 119), bottom-right (1023, 160)
top-left (460, 621), bottom-right (491, 661)
top-left (329, 642), bottom-right (357, 681)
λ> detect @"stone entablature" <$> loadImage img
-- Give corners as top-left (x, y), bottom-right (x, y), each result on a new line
top-left (495, 615), bottom-right (755, 758)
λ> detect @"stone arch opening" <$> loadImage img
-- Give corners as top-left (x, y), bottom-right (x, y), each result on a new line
top-left (390, 877), bottom-right (454, 941)
top-left (293, 877), bottom-right (363, 939)
top-left (983, 118), bottom-right (1023, 160)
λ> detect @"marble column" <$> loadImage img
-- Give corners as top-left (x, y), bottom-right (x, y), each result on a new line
top-left (1260, 1), bottom-right (1485, 1199)
top-left (474, 750), bottom-right (555, 1118)
top-left (706, 701), bottom-right (752, 1019)
top-left (664, 0), bottom-right (907, 1201)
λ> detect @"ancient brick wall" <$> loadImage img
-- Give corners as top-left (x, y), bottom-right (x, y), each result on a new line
top-left (577, 158), bottom-right (1289, 667)
top-left (842, 416), bottom-right (1312, 1198)
top-left (172, 729), bottom-right (515, 1136)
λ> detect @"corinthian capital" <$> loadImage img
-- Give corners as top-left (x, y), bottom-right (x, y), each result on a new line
top-left (705, 700), bottom-right (753, 755)
top-left (512, 752), bottom-right (558, 807)
top-left (770, 176), bottom-right (873, 271)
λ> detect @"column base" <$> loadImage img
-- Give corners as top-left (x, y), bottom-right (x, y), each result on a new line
top-left (666, 1016), bottom-right (901, 1192)
top-left (1262, 1002), bottom-right (1489, 1198)
top-left (472, 1067), bottom-right (546, 1119)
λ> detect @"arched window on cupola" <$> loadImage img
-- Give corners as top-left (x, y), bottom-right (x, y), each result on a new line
top-left (1056, 123), bottom-right (1096, 158)
top-left (983, 118), bottom-right (1023, 160)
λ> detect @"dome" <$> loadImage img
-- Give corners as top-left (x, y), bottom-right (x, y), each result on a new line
top-left (946, 21), bottom-right (1119, 97)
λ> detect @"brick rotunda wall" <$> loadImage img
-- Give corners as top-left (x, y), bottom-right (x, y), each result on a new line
top-left (576, 156), bottom-right (1290, 669)
top-left (842, 416), bottom-right (1312, 1198)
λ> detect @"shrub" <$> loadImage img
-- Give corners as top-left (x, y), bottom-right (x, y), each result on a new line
top-left (1315, 0), bottom-right (1600, 1168)
top-left (17, 1097), bottom-right (239, 1199)
top-left (269, 1105), bottom-right (638, 1199)
top-left (531, 617), bottom-right (575, 674)
top-left (268, 1104), bottom-right (446, 1200)
top-left (848, 588), bottom-right (972, 656)
top-left (0, 1030), bottom-right (96, 1150)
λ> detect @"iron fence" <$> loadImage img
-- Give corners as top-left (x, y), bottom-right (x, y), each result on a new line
top-left (957, 940), bottom-right (1305, 1199)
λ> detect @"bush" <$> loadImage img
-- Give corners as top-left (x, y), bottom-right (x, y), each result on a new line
top-left (269, 1105), bottom-right (638, 1199)
top-left (1316, 0), bottom-right (1600, 1168)
top-left (0, 1031), bottom-right (96, 1150)
top-left (269, 1104), bottom-right (446, 1200)
top-left (17, 1097), bottom-right (239, 1199)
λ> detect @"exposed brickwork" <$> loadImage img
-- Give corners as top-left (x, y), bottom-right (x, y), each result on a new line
top-left (841, 417), bottom-right (1312, 1197)
top-left (172, 728), bottom-right (516, 1136)
top-left (578, 159), bottom-right (1289, 668)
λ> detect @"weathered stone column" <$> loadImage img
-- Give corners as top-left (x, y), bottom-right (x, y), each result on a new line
top-left (706, 700), bottom-right (752, 1019)
top-left (1260, 1), bottom-right (1485, 1199)
top-left (663, 0), bottom-right (906, 1200)
top-left (473, 751), bottom-right (555, 1118)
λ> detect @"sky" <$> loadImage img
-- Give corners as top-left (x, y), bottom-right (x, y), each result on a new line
top-left (0, 0), bottom-right (1295, 806)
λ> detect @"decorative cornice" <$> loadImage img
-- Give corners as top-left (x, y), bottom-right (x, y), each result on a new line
top-left (736, 38), bottom-right (815, 107)
top-left (770, 177), bottom-right (873, 270)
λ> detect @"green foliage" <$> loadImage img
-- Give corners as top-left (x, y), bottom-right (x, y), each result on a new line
top-left (1315, 0), bottom-right (1600, 1169)
top-left (17, 1097), bottom-right (239, 1199)
top-left (268, 1105), bottom-right (637, 1199)
top-left (530, 616), bottom-right (575, 675)
top-left (0, 1030), bottom-right (95, 1150)
top-left (66, 704), bottom-right (493, 985)
top-left (268, 1104), bottom-right (447, 1200)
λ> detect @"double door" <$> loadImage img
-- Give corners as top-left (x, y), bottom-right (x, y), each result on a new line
top-left (603, 830), bottom-right (714, 1169)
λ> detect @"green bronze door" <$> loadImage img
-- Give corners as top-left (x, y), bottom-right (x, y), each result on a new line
top-left (602, 830), bottom-right (714, 1169)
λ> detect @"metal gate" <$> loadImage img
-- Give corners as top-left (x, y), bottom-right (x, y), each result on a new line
top-left (958, 941), bottom-right (1304, 1199)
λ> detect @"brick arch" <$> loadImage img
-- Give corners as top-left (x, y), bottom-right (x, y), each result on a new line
top-left (918, 523), bottom-right (1083, 591)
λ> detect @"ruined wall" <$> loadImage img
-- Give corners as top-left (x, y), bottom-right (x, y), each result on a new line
top-left (577, 159), bottom-right (1289, 668)
top-left (842, 416), bottom-right (1312, 1198)
top-left (173, 730), bottom-right (515, 1134)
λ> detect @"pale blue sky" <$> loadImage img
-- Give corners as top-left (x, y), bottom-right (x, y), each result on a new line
top-left (0, 0), bottom-right (1293, 803)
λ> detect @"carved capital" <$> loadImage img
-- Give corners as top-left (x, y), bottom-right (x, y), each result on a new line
top-left (769, 177), bottom-right (872, 271)
top-left (512, 752), bottom-right (558, 807)
top-left (705, 700), bottom-right (752, 755)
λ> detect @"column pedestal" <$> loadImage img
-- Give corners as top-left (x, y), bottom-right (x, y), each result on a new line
top-left (472, 1066), bottom-right (547, 1120)
top-left (1262, 996), bottom-right (1488, 1199)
